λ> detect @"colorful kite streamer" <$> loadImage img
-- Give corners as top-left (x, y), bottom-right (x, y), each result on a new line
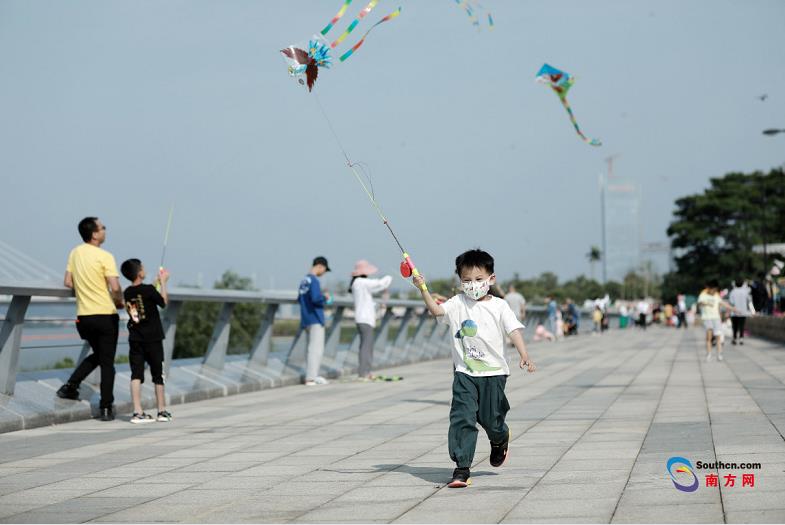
top-left (331, 0), bottom-right (379, 48)
top-left (321, 0), bottom-right (353, 35)
top-left (281, 1), bottom-right (401, 91)
top-left (536, 63), bottom-right (602, 147)
top-left (339, 7), bottom-right (401, 61)
top-left (454, 0), bottom-right (494, 29)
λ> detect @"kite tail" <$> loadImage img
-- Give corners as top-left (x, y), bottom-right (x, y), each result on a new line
top-left (339, 7), bottom-right (401, 62)
top-left (331, 0), bottom-right (379, 49)
top-left (559, 96), bottom-right (602, 147)
top-left (321, 0), bottom-right (353, 36)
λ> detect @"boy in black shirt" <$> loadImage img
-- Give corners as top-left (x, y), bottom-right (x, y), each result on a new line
top-left (120, 258), bottom-right (172, 423)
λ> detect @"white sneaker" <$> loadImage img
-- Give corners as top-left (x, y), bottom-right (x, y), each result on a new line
top-left (706, 353), bottom-right (712, 362)
top-left (130, 413), bottom-right (155, 424)
top-left (718, 354), bottom-right (724, 361)
top-left (305, 376), bottom-right (329, 386)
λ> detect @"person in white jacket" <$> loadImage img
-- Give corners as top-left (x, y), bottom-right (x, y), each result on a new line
top-left (349, 260), bottom-right (393, 380)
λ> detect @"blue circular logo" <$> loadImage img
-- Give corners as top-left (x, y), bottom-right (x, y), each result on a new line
top-left (667, 456), bottom-right (699, 492)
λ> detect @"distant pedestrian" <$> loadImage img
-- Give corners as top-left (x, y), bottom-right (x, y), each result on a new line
top-left (636, 299), bottom-right (649, 330)
top-left (298, 256), bottom-right (331, 386)
top-left (56, 217), bottom-right (124, 421)
top-left (349, 260), bottom-right (392, 381)
top-left (546, 295), bottom-right (558, 335)
top-left (677, 294), bottom-right (687, 328)
top-left (566, 298), bottom-right (580, 334)
top-left (120, 259), bottom-right (172, 423)
top-left (592, 306), bottom-right (602, 334)
top-left (728, 279), bottom-right (753, 346)
top-left (698, 279), bottom-right (737, 362)
top-left (504, 285), bottom-right (526, 322)
top-left (619, 302), bottom-right (630, 329)
top-left (411, 249), bottom-right (535, 489)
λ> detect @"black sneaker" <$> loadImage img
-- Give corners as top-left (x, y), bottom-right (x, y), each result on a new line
top-left (447, 467), bottom-right (471, 488)
top-left (490, 430), bottom-right (511, 467)
top-left (56, 383), bottom-right (79, 400)
top-left (99, 408), bottom-right (114, 421)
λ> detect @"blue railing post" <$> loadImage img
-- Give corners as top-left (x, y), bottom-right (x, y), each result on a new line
top-left (203, 302), bottom-right (235, 370)
top-left (0, 295), bottom-right (31, 395)
top-left (162, 300), bottom-right (182, 376)
top-left (248, 303), bottom-right (278, 367)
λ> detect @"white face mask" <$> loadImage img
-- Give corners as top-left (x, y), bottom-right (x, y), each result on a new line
top-left (462, 279), bottom-right (491, 301)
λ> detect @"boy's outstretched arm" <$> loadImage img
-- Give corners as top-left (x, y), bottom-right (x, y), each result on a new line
top-left (412, 274), bottom-right (445, 317)
top-left (509, 329), bottom-right (536, 373)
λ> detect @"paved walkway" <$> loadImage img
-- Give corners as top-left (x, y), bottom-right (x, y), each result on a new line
top-left (0, 328), bottom-right (783, 523)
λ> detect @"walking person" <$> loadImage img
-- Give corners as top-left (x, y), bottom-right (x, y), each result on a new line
top-left (728, 279), bottom-right (753, 346)
top-left (56, 217), bottom-right (124, 421)
top-left (504, 285), bottom-right (526, 322)
top-left (298, 256), bottom-right (332, 386)
top-left (677, 293), bottom-right (688, 328)
top-left (698, 279), bottom-right (737, 362)
top-left (636, 299), bottom-right (649, 330)
top-left (349, 260), bottom-right (392, 381)
top-left (546, 295), bottom-right (558, 336)
top-left (566, 298), bottom-right (580, 334)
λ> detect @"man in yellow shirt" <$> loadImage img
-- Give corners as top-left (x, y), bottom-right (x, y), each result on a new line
top-left (56, 217), bottom-right (124, 421)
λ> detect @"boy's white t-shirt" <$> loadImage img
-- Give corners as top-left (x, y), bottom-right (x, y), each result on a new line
top-left (438, 294), bottom-right (524, 377)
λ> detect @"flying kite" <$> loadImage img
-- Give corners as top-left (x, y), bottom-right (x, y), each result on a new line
top-left (281, 0), bottom-right (401, 91)
top-left (453, 0), bottom-right (494, 29)
top-left (536, 63), bottom-right (602, 147)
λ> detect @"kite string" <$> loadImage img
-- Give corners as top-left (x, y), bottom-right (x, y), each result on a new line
top-left (312, 93), bottom-right (408, 255)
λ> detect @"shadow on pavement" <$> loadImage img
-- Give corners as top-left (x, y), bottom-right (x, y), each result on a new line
top-left (372, 464), bottom-right (498, 484)
top-left (401, 399), bottom-right (451, 406)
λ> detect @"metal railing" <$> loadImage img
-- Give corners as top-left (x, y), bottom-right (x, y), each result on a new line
top-left (0, 281), bottom-right (595, 397)
top-left (0, 282), bottom-right (458, 396)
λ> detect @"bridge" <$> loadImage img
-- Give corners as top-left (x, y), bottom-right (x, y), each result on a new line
top-left (1, 322), bottom-right (784, 522)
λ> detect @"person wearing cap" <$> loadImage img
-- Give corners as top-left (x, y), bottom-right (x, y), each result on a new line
top-left (298, 256), bottom-right (332, 386)
top-left (349, 260), bottom-right (393, 381)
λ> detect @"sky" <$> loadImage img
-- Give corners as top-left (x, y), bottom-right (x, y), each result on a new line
top-left (1, 0), bottom-right (784, 293)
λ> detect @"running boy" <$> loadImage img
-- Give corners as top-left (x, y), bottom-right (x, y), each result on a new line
top-left (412, 249), bottom-right (536, 488)
top-left (120, 259), bottom-right (172, 423)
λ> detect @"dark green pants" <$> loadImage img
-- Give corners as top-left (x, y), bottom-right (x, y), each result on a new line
top-left (449, 372), bottom-right (510, 468)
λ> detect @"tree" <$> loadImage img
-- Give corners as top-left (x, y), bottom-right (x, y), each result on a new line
top-left (664, 167), bottom-right (785, 297)
top-left (173, 270), bottom-right (265, 359)
top-left (586, 246), bottom-right (602, 281)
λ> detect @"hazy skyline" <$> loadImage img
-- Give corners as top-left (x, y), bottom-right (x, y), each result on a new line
top-left (2, 1), bottom-right (784, 293)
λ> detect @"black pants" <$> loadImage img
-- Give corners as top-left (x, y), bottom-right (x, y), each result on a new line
top-left (639, 313), bottom-right (646, 329)
top-left (129, 340), bottom-right (164, 384)
top-left (70, 314), bottom-right (119, 409)
top-left (677, 312), bottom-right (687, 328)
top-left (731, 316), bottom-right (746, 341)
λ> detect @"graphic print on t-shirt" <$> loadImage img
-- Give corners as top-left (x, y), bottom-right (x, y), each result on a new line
top-left (455, 319), bottom-right (501, 373)
top-left (127, 294), bottom-right (147, 324)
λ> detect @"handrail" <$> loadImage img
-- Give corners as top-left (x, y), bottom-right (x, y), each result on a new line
top-left (0, 281), bottom-right (447, 397)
